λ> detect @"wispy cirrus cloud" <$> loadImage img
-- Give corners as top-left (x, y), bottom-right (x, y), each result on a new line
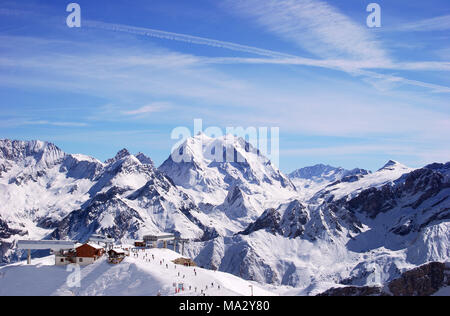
top-left (202, 56), bottom-right (450, 72)
top-left (78, 20), bottom-right (450, 94)
top-left (122, 102), bottom-right (171, 116)
top-left (200, 57), bottom-right (450, 93)
top-left (27, 120), bottom-right (88, 127)
top-left (0, 118), bottom-right (88, 127)
top-left (222, 0), bottom-right (389, 63)
top-left (219, 0), bottom-right (450, 92)
top-left (394, 14), bottom-right (450, 32)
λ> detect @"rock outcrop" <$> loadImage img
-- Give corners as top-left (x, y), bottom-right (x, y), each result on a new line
top-left (318, 262), bottom-right (450, 296)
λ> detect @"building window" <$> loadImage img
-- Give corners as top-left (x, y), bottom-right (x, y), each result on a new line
top-left (79, 258), bottom-right (83, 263)
top-left (60, 259), bottom-right (64, 263)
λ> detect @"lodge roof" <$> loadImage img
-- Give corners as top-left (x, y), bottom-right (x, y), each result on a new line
top-left (77, 242), bottom-right (104, 250)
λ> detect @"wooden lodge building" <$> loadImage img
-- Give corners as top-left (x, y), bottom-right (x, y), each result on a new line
top-left (172, 257), bottom-right (197, 267)
top-left (55, 242), bottom-right (105, 266)
top-left (107, 248), bottom-right (128, 264)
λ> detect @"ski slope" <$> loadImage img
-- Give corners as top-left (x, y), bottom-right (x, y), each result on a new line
top-left (0, 248), bottom-right (275, 296)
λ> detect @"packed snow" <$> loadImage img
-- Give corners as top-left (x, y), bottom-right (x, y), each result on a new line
top-left (0, 248), bottom-right (275, 296)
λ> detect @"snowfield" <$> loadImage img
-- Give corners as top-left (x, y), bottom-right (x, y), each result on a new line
top-left (0, 248), bottom-right (275, 296)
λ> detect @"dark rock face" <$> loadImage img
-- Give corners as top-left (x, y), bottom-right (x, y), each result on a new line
top-left (317, 286), bottom-right (386, 296)
top-left (418, 208), bottom-right (450, 232)
top-left (347, 186), bottom-right (399, 219)
top-left (424, 162), bottom-right (450, 174)
top-left (279, 200), bottom-right (309, 238)
top-left (403, 169), bottom-right (450, 209)
top-left (241, 197), bottom-right (367, 241)
top-left (51, 193), bottom-right (143, 243)
top-left (240, 208), bottom-right (281, 236)
top-left (226, 185), bottom-right (244, 206)
top-left (60, 155), bottom-right (103, 181)
top-left (318, 262), bottom-right (450, 296)
top-left (0, 161), bottom-right (9, 177)
top-left (0, 218), bottom-right (27, 263)
top-left (240, 200), bottom-right (309, 238)
top-left (0, 218), bottom-right (25, 239)
top-left (135, 153), bottom-right (154, 166)
top-left (105, 148), bottom-right (131, 165)
top-left (388, 262), bottom-right (449, 296)
top-left (345, 166), bottom-right (450, 220)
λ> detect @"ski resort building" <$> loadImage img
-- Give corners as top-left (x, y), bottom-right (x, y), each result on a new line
top-left (142, 235), bottom-right (190, 255)
top-left (17, 240), bottom-right (78, 265)
top-left (74, 243), bottom-right (105, 265)
top-left (172, 257), bottom-right (197, 267)
top-left (88, 234), bottom-right (114, 249)
top-left (134, 241), bottom-right (146, 248)
top-left (54, 242), bottom-right (105, 266)
top-left (17, 239), bottom-right (107, 266)
top-left (55, 244), bottom-right (80, 266)
top-left (107, 248), bottom-right (128, 264)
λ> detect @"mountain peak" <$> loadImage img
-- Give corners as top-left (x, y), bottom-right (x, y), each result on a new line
top-left (115, 148), bottom-right (131, 158)
top-left (105, 148), bottom-right (131, 164)
top-left (378, 160), bottom-right (408, 172)
top-left (0, 139), bottom-right (65, 166)
top-left (170, 134), bottom-right (257, 165)
top-left (159, 134), bottom-right (296, 204)
top-left (289, 164), bottom-right (343, 180)
top-left (135, 152), bottom-right (154, 166)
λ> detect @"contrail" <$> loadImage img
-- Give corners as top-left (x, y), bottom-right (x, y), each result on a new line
top-left (84, 20), bottom-right (296, 59)
top-left (83, 20), bottom-right (450, 94)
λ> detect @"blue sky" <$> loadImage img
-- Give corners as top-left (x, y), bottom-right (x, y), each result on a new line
top-left (0, 0), bottom-right (449, 172)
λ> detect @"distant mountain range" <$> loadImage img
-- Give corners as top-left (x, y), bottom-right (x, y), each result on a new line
top-left (0, 137), bottom-right (448, 295)
top-left (289, 163), bottom-right (370, 182)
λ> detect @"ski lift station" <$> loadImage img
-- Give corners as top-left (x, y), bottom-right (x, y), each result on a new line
top-left (141, 234), bottom-right (190, 255)
top-left (17, 236), bottom-right (111, 266)
top-left (17, 234), bottom-right (191, 265)
top-left (17, 240), bottom-right (78, 265)
top-left (88, 234), bottom-right (114, 248)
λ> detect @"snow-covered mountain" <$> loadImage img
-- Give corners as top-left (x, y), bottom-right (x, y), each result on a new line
top-left (0, 139), bottom-right (214, 263)
top-left (160, 133), bottom-right (296, 200)
top-left (289, 164), bottom-right (369, 183)
top-left (288, 164), bottom-right (370, 200)
top-left (188, 161), bottom-right (449, 292)
top-left (0, 140), bottom-right (103, 262)
top-left (0, 138), bottom-right (448, 296)
top-left (159, 133), bottom-right (297, 230)
top-left (310, 159), bottom-right (414, 203)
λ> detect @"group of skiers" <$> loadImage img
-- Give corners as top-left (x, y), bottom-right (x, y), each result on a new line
top-left (131, 248), bottom-right (222, 296)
